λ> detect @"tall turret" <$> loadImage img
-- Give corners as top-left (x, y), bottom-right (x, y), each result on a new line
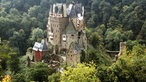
top-left (47, 3), bottom-right (86, 54)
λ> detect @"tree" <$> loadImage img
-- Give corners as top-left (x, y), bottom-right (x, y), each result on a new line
top-left (137, 20), bottom-right (146, 40)
top-left (0, 40), bottom-right (11, 70)
top-left (48, 72), bottom-right (60, 82)
top-left (25, 62), bottom-right (50, 82)
top-left (0, 40), bottom-right (19, 80)
top-left (28, 6), bottom-right (41, 17)
top-left (96, 44), bottom-right (146, 82)
top-left (7, 52), bottom-right (19, 73)
top-left (89, 32), bottom-right (103, 49)
top-left (105, 28), bottom-right (125, 50)
top-left (107, 16), bottom-right (122, 29)
top-left (9, 29), bottom-right (27, 55)
top-left (60, 63), bottom-right (100, 82)
top-left (29, 28), bottom-right (44, 44)
top-left (99, 0), bottom-right (112, 24)
top-left (0, 40), bottom-right (11, 78)
top-left (86, 48), bottom-right (112, 66)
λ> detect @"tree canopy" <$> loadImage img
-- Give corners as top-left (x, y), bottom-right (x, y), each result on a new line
top-left (0, 0), bottom-right (146, 81)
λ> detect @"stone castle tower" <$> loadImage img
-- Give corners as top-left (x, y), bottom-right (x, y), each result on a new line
top-left (47, 3), bottom-right (87, 53)
top-left (47, 3), bottom-right (87, 66)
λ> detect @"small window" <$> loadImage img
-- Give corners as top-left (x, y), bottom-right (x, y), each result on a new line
top-left (50, 38), bottom-right (53, 40)
top-left (49, 36), bottom-right (53, 40)
top-left (62, 34), bottom-right (66, 41)
top-left (71, 34), bottom-right (74, 39)
top-left (77, 24), bottom-right (80, 26)
top-left (78, 36), bottom-right (80, 39)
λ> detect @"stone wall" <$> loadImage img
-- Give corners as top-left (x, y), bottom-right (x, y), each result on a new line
top-left (66, 54), bottom-right (80, 66)
top-left (106, 42), bottom-right (126, 59)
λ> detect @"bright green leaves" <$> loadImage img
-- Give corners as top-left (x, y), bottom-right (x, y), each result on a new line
top-left (61, 63), bottom-right (100, 82)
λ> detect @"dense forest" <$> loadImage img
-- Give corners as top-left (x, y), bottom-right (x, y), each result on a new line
top-left (0, 0), bottom-right (146, 82)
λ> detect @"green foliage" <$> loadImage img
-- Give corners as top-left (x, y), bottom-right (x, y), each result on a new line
top-left (11, 55), bottom-right (28, 82)
top-left (89, 32), bottom-right (103, 49)
top-left (0, 0), bottom-right (146, 81)
top-left (25, 62), bottom-right (50, 82)
top-left (105, 28), bottom-right (126, 50)
top-left (29, 28), bottom-right (44, 43)
top-left (0, 65), bottom-right (3, 79)
top-left (137, 20), bottom-right (146, 40)
top-left (96, 44), bottom-right (146, 82)
top-left (0, 40), bottom-right (20, 81)
top-left (0, 0), bottom-right (145, 51)
top-left (86, 47), bottom-right (112, 66)
top-left (60, 63), bottom-right (100, 82)
top-left (0, 41), bottom-right (12, 70)
top-left (48, 72), bottom-right (60, 82)
top-left (12, 73), bottom-right (26, 82)
top-left (7, 52), bottom-right (19, 73)
top-left (9, 29), bottom-right (27, 55)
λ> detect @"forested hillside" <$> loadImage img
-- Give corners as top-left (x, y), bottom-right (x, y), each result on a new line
top-left (0, 0), bottom-right (146, 82)
top-left (0, 0), bottom-right (146, 53)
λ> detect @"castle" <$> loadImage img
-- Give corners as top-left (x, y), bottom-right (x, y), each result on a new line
top-left (27, 3), bottom-right (126, 67)
top-left (27, 3), bottom-right (87, 66)
top-left (46, 3), bottom-right (87, 66)
top-left (47, 3), bottom-right (87, 50)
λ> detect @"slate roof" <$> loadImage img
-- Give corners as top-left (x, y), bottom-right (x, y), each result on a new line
top-left (41, 39), bottom-right (49, 51)
top-left (69, 42), bottom-right (81, 54)
top-left (64, 21), bottom-right (76, 34)
top-left (50, 3), bottom-right (84, 18)
top-left (32, 39), bottom-right (48, 51)
top-left (66, 3), bottom-right (83, 18)
top-left (69, 5), bottom-right (76, 17)
top-left (75, 3), bottom-right (82, 14)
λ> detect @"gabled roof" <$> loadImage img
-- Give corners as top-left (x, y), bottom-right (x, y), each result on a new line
top-left (69, 5), bottom-right (76, 17)
top-left (32, 39), bottom-right (48, 51)
top-left (41, 39), bottom-right (48, 51)
top-left (32, 42), bottom-right (41, 51)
